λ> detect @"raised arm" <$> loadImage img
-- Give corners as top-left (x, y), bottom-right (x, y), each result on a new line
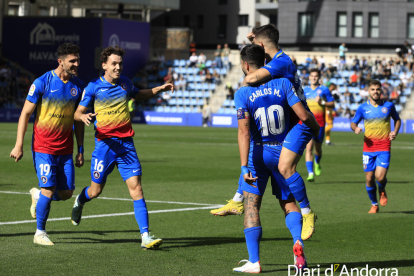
top-left (135, 83), bottom-right (173, 101)
top-left (10, 100), bottom-right (36, 162)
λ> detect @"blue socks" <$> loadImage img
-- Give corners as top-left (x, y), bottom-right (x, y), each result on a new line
top-left (78, 187), bottom-right (92, 205)
top-left (306, 161), bottom-right (313, 174)
top-left (244, 226), bottom-right (262, 263)
top-left (37, 194), bottom-right (52, 231)
top-left (133, 199), bottom-right (149, 234)
top-left (376, 179), bottom-right (387, 192)
top-left (366, 185), bottom-right (378, 205)
top-left (285, 211), bottom-right (303, 245)
top-left (286, 173), bottom-right (309, 209)
top-left (315, 154), bottom-right (322, 164)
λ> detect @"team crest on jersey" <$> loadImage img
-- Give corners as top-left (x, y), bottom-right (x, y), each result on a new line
top-left (317, 89), bottom-right (322, 95)
top-left (71, 88), bottom-right (77, 96)
top-left (121, 83), bottom-right (127, 90)
top-left (93, 171), bottom-right (100, 179)
top-left (382, 107), bottom-right (388, 113)
top-left (41, 176), bottom-right (48, 184)
top-left (29, 84), bottom-right (35, 96)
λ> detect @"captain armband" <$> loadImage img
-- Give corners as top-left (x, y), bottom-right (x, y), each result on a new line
top-left (237, 108), bottom-right (250, 120)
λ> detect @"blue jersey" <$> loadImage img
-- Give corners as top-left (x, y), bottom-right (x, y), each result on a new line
top-left (263, 50), bottom-right (310, 115)
top-left (27, 70), bottom-right (84, 155)
top-left (80, 76), bottom-right (140, 140)
top-left (303, 85), bottom-right (334, 126)
top-left (234, 78), bottom-right (301, 144)
top-left (352, 100), bottom-right (399, 152)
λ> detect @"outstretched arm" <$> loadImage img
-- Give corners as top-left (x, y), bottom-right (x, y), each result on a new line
top-left (10, 100), bottom-right (36, 162)
top-left (135, 83), bottom-right (173, 101)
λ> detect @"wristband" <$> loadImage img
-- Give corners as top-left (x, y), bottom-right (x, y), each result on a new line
top-left (78, 145), bottom-right (84, 154)
top-left (321, 100), bottom-right (326, 105)
top-left (241, 166), bottom-right (250, 176)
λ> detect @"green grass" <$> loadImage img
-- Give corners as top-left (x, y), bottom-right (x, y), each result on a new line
top-left (0, 123), bottom-right (413, 275)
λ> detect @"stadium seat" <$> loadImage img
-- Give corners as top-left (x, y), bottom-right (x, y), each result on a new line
top-left (156, 106), bottom-right (164, 112)
top-left (184, 99), bottom-right (191, 105)
top-left (196, 91), bottom-right (203, 98)
top-left (339, 86), bottom-right (346, 93)
top-left (164, 106), bottom-right (171, 112)
top-left (223, 99), bottom-right (231, 107)
top-left (395, 105), bottom-right (402, 112)
top-left (202, 83), bottom-right (209, 90)
top-left (224, 108), bottom-right (232, 114)
top-left (403, 88), bottom-right (411, 95)
top-left (337, 79), bottom-right (345, 85)
top-left (179, 60), bottom-right (186, 67)
top-left (170, 106), bottom-right (177, 113)
top-left (220, 68), bottom-right (227, 75)
top-left (196, 83), bottom-right (203, 90)
top-left (400, 96), bottom-right (407, 104)
top-left (195, 75), bottom-right (201, 82)
top-left (205, 60), bottom-right (212, 67)
top-left (169, 99), bottom-right (177, 105)
top-left (230, 100), bottom-right (235, 107)
top-left (217, 108), bottom-right (225, 114)
top-left (178, 106), bottom-right (184, 113)
top-left (176, 98), bottom-right (184, 105)
top-left (173, 59), bottom-right (180, 67)
top-left (350, 103), bottom-right (358, 110)
top-left (185, 106), bottom-right (192, 113)
top-left (189, 91), bottom-right (197, 98)
top-left (209, 83), bottom-right (216, 90)
top-left (203, 91), bottom-right (210, 98)
top-left (183, 90), bottom-right (190, 97)
top-left (188, 83), bottom-right (195, 90)
top-left (176, 90), bottom-right (183, 97)
top-left (190, 99), bottom-right (197, 105)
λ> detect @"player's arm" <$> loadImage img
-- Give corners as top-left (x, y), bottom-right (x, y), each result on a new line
top-left (135, 83), bottom-right (173, 101)
top-left (291, 102), bottom-right (320, 137)
top-left (244, 68), bottom-right (271, 86)
top-left (389, 105), bottom-right (401, 140)
top-left (10, 100), bottom-right (36, 162)
top-left (238, 117), bottom-right (257, 186)
top-left (351, 108), bottom-right (363, 134)
top-left (74, 105), bottom-right (96, 126)
top-left (316, 88), bottom-right (335, 107)
top-left (74, 120), bottom-right (84, 168)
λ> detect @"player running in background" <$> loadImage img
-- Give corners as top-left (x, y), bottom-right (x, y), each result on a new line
top-left (351, 80), bottom-right (401, 213)
top-left (232, 45), bottom-right (319, 273)
top-left (325, 83), bottom-right (337, 145)
top-left (304, 69), bottom-right (335, 182)
top-left (9, 43), bottom-right (85, 245)
top-left (72, 46), bottom-right (173, 249)
top-left (211, 24), bottom-right (318, 241)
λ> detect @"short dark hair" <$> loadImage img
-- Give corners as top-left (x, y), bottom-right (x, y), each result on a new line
top-left (329, 83), bottom-right (337, 89)
top-left (309, 68), bottom-right (321, 77)
top-left (101, 45), bottom-right (125, 63)
top-left (57, 43), bottom-right (80, 59)
top-left (368, 79), bottom-right (382, 88)
top-left (252, 24), bottom-right (279, 46)
top-left (240, 44), bottom-right (265, 69)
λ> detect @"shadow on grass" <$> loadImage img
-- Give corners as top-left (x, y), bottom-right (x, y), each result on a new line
top-left (381, 211), bottom-right (414, 215)
top-left (311, 181), bottom-right (413, 185)
top-left (262, 259), bottom-right (414, 273)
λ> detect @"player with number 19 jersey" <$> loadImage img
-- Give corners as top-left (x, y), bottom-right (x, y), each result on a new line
top-left (234, 78), bottom-right (301, 197)
top-left (79, 75), bottom-right (140, 184)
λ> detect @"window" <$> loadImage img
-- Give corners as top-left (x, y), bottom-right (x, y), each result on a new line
top-left (238, 15), bottom-right (249, 26)
top-left (337, 12), bottom-right (347, 37)
top-left (218, 15), bottom-right (227, 38)
top-left (353, 13), bottom-right (363, 37)
top-left (408, 14), bottom-right (414, 38)
top-left (298, 13), bottom-right (314, 37)
top-left (197, 15), bottom-right (204, 29)
top-left (165, 16), bottom-right (171, 27)
top-left (269, 14), bottom-right (277, 26)
top-left (369, 13), bottom-right (379, 38)
top-left (218, 0), bottom-right (227, 5)
top-left (184, 15), bottom-right (190, 27)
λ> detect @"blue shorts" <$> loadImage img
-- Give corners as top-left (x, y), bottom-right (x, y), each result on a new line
top-left (283, 123), bottom-right (313, 156)
top-left (313, 126), bottom-right (325, 144)
top-left (91, 137), bottom-right (142, 184)
top-left (241, 145), bottom-right (294, 200)
top-left (32, 152), bottom-right (75, 190)
top-left (362, 151), bottom-right (390, 172)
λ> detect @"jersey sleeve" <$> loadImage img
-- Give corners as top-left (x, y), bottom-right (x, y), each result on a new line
top-left (389, 103), bottom-right (400, 121)
top-left (263, 58), bottom-right (286, 79)
top-left (283, 79), bottom-right (301, 107)
top-left (79, 83), bottom-right (95, 108)
top-left (26, 79), bottom-right (45, 104)
top-left (351, 106), bottom-right (363, 125)
top-left (127, 78), bottom-right (140, 98)
top-left (322, 87), bottom-right (335, 102)
top-left (235, 88), bottom-right (250, 120)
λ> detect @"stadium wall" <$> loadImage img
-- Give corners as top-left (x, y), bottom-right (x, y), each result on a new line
top-left (0, 109), bottom-right (412, 134)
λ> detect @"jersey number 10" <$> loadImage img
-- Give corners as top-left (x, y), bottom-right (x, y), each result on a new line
top-left (254, 105), bottom-right (285, 136)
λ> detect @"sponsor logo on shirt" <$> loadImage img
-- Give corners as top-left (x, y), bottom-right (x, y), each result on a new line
top-left (29, 84), bottom-right (36, 96)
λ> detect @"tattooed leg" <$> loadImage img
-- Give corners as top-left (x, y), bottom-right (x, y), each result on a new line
top-left (243, 191), bottom-right (262, 229)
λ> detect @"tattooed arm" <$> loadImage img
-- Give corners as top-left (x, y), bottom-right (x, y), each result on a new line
top-left (243, 68), bottom-right (271, 86)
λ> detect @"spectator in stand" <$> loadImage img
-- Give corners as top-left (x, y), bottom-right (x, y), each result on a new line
top-left (339, 43), bottom-right (347, 60)
top-left (346, 55), bottom-right (354, 70)
top-left (319, 55), bottom-right (326, 71)
top-left (198, 52), bottom-right (207, 65)
top-left (162, 92), bottom-right (171, 104)
top-left (226, 84), bottom-right (234, 100)
top-left (189, 41), bottom-right (196, 56)
top-left (132, 72), bottom-right (141, 87)
top-left (214, 44), bottom-right (223, 68)
top-left (305, 55), bottom-right (312, 69)
top-left (205, 71), bottom-right (213, 83)
top-left (331, 83), bottom-right (341, 102)
top-left (331, 56), bottom-right (339, 70)
top-left (381, 84), bottom-right (390, 100)
top-left (172, 70), bottom-right (179, 81)
top-left (352, 55), bottom-right (360, 71)
top-left (175, 75), bottom-right (187, 91)
top-left (163, 67), bottom-right (174, 84)
top-left (343, 88), bottom-right (353, 105)
top-left (401, 71), bottom-right (410, 86)
top-left (350, 71), bottom-right (358, 86)
top-left (238, 41), bottom-right (247, 51)
top-left (361, 56), bottom-right (368, 71)
top-left (300, 69), bottom-right (309, 85)
top-left (390, 86), bottom-right (400, 104)
top-left (310, 55), bottom-right (318, 69)
top-left (199, 70), bottom-right (206, 83)
top-left (222, 43), bottom-right (231, 71)
top-left (367, 56), bottom-right (374, 70)
top-left (359, 86), bottom-right (369, 102)
top-left (189, 52), bottom-right (198, 67)
top-left (338, 57), bottom-right (346, 71)
top-left (213, 70), bottom-right (221, 85)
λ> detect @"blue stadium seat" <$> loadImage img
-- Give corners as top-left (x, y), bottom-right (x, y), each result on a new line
top-left (202, 83), bottom-right (209, 90)
top-left (230, 100), bottom-right (235, 107)
top-left (209, 83), bottom-right (216, 90)
top-left (195, 75), bottom-right (201, 82)
top-left (339, 86), bottom-right (346, 93)
top-left (183, 90), bottom-right (190, 97)
top-left (179, 60), bottom-right (186, 67)
top-left (190, 99), bottom-right (197, 105)
top-left (196, 83), bottom-right (203, 90)
top-left (205, 60), bottom-right (212, 67)
top-left (400, 96), bottom-right (407, 104)
top-left (220, 68), bottom-right (227, 75)
top-left (176, 90), bottom-right (183, 97)
top-left (403, 88), bottom-right (411, 95)
top-left (187, 75), bottom-right (195, 82)
top-left (184, 99), bottom-right (191, 105)
top-left (164, 106), bottom-right (171, 112)
top-left (156, 106), bottom-right (164, 112)
top-left (217, 108), bottom-right (225, 114)
top-left (337, 79), bottom-right (345, 85)
top-left (185, 106), bottom-right (192, 113)
top-left (169, 98), bottom-right (177, 105)
top-left (224, 108), bottom-right (232, 114)
top-left (173, 59), bottom-right (179, 67)
top-left (189, 91), bottom-right (197, 98)
top-left (176, 98), bottom-right (184, 105)
top-left (223, 99), bottom-right (231, 107)
top-left (170, 106), bottom-right (177, 112)
top-left (396, 105), bottom-right (402, 112)
top-left (188, 83), bottom-right (195, 90)
top-left (178, 106), bottom-right (184, 113)
top-left (354, 95), bottom-right (361, 102)
top-left (350, 103), bottom-right (358, 110)
top-left (203, 91), bottom-right (210, 98)
top-left (196, 91), bottom-right (203, 98)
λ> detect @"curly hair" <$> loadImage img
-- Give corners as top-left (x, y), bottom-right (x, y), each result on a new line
top-left (57, 43), bottom-right (80, 58)
top-left (100, 45), bottom-right (126, 63)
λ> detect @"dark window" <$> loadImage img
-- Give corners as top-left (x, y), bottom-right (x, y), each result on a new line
top-left (218, 15), bottom-right (227, 38)
top-left (353, 13), bottom-right (363, 37)
top-left (369, 13), bottom-right (379, 38)
top-left (184, 15), bottom-right (190, 27)
top-left (218, 0), bottom-right (227, 5)
top-left (165, 16), bottom-right (170, 27)
top-left (269, 14), bottom-right (277, 26)
top-left (238, 15), bottom-right (249, 26)
top-left (337, 12), bottom-right (347, 37)
top-left (197, 15), bottom-right (204, 29)
top-left (298, 13), bottom-right (314, 37)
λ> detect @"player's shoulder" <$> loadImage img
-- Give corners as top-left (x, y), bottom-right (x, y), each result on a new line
top-left (84, 77), bottom-right (101, 91)
top-left (357, 101), bottom-right (369, 111)
top-left (34, 71), bottom-right (53, 85)
top-left (384, 101), bottom-right (395, 109)
top-left (119, 75), bottom-right (132, 84)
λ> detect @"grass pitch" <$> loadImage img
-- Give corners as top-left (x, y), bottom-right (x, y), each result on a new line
top-left (0, 123), bottom-right (413, 275)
